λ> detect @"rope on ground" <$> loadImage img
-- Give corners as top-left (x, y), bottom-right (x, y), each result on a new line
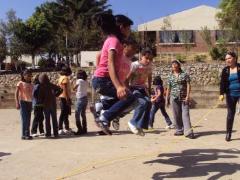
top-left (56, 151), bottom-right (161, 180)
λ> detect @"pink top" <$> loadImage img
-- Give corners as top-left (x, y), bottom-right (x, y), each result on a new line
top-left (117, 54), bottom-right (131, 84)
top-left (94, 35), bottom-right (123, 77)
top-left (17, 81), bottom-right (33, 102)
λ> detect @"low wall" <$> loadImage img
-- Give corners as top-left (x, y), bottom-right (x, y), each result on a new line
top-left (0, 63), bottom-right (225, 108)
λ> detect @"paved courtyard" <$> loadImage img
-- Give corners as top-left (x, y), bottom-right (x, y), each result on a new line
top-left (0, 108), bottom-right (240, 180)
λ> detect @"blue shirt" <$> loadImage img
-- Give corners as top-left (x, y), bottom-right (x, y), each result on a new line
top-left (229, 73), bottom-right (240, 97)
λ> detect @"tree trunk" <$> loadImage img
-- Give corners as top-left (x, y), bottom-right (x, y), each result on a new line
top-left (31, 54), bottom-right (35, 68)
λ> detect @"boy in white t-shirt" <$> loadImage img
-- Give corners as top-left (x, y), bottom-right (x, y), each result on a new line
top-left (126, 48), bottom-right (153, 135)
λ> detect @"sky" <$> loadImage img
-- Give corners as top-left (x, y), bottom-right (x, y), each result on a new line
top-left (0, 0), bottom-right (221, 28)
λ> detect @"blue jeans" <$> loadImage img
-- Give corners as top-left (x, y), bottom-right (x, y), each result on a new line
top-left (19, 100), bottom-right (32, 137)
top-left (75, 96), bottom-right (88, 132)
top-left (44, 106), bottom-right (58, 136)
top-left (226, 95), bottom-right (239, 133)
top-left (92, 77), bottom-right (136, 123)
top-left (130, 90), bottom-right (151, 129)
top-left (149, 102), bottom-right (172, 127)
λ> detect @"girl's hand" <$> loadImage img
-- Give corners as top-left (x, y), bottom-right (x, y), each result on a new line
top-left (117, 86), bottom-right (128, 99)
top-left (16, 102), bottom-right (20, 110)
top-left (184, 96), bottom-right (190, 102)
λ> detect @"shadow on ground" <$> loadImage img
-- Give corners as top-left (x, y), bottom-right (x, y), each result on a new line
top-left (144, 148), bottom-right (240, 180)
top-left (0, 152), bottom-right (11, 161)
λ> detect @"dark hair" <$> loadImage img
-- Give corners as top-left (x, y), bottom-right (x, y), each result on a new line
top-left (115, 14), bottom-right (133, 27)
top-left (153, 76), bottom-right (163, 86)
top-left (171, 60), bottom-right (181, 66)
top-left (76, 70), bottom-right (88, 80)
top-left (141, 47), bottom-right (152, 56)
top-left (60, 66), bottom-right (72, 76)
top-left (21, 69), bottom-right (32, 82)
top-left (226, 51), bottom-right (238, 61)
top-left (33, 74), bottom-right (40, 85)
top-left (94, 13), bottom-right (133, 42)
top-left (122, 37), bottom-right (138, 46)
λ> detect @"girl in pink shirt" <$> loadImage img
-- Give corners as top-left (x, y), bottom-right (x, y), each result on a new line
top-left (91, 13), bottom-right (136, 135)
top-left (15, 70), bottom-right (33, 140)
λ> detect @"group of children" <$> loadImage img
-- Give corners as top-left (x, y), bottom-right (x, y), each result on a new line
top-left (15, 12), bottom-right (195, 140)
top-left (90, 12), bottom-right (194, 138)
top-left (15, 67), bottom-right (89, 140)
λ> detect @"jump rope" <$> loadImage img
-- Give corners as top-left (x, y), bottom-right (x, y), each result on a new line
top-left (56, 99), bottom-right (227, 180)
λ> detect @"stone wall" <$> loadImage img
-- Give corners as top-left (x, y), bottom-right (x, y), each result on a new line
top-left (0, 63), bottom-right (226, 108)
top-left (153, 62), bottom-right (224, 86)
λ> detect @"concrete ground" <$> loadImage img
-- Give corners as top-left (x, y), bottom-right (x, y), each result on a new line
top-left (0, 108), bottom-right (240, 180)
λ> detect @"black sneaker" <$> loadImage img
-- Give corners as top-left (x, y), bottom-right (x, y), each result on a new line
top-left (112, 119), bottom-right (120, 130)
top-left (174, 131), bottom-right (184, 136)
top-left (96, 121), bottom-right (112, 135)
top-left (186, 133), bottom-right (195, 139)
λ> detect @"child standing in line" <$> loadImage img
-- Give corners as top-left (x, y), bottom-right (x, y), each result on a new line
top-left (31, 74), bottom-right (45, 137)
top-left (39, 73), bottom-right (61, 138)
top-left (15, 70), bottom-right (33, 140)
top-left (91, 13), bottom-right (136, 135)
top-left (74, 70), bottom-right (88, 135)
top-left (126, 48), bottom-right (153, 135)
top-left (149, 76), bottom-right (174, 129)
top-left (58, 66), bottom-right (72, 135)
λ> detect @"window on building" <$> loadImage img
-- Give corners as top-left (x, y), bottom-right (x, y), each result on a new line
top-left (159, 30), bottom-right (194, 44)
top-left (215, 30), bottom-right (235, 42)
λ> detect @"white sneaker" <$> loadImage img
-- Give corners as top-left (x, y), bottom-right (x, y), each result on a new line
top-left (128, 121), bottom-right (138, 134)
top-left (58, 129), bottom-right (65, 135)
top-left (39, 133), bottom-right (45, 137)
top-left (32, 133), bottom-right (38, 137)
top-left (165, 124), bottom-right (175, 129)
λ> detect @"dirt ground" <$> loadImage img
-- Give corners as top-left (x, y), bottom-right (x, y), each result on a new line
top-left (0, 108), bottom-right (240, 180)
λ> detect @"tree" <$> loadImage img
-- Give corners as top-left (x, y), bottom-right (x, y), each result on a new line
top-left (14, 11), bottom-right (53, 67)
top-left (0, 29), bottom-right (7, 69)
top-left (217, 0), bottom-right (240, 52)
top-left (200, 26), bottom-right (213, 49)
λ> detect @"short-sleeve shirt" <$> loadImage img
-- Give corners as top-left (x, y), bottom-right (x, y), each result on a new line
top-left (58, 75), bottom-right (71, 99)
top-left (155, 85), bottom-right (165, 104)
top-left (129, 61), bottom-right (152, 88)
top-left (167, 71), bottom-right (190, 101)
top-left (17, 81), bottom-right (33, 102)
top-left (76, 79), bottom-right (88, 99)
top-left (94, 35), bottom-right (123, 77)
top-left (117, 54), bottom-right (131, 84)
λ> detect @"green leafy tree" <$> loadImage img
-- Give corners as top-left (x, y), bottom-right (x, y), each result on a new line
top-left (217, 0), bottom-right (240, 51)
top-left (14, 11), bottom-right (53, 67)
top-left (0, 30), bottom-right (7, 69)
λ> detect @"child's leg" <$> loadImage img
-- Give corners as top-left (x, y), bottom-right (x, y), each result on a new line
top-left (59, 98), bottom-right (69, 130)
top-left (149, 103), bottom-right (159, 128)
top-left (81, 98), bottom-right (88, 133)
top-left (159, 105), bottom-right (172, 126)
top-left (51, 107), bottom-right (58, 137)
top-left (44, 109), bottom-right (51, 136)
top-left (24, 101), bottom-right (32, 137)
top-left (38, 107), bottom-right (44, 134)
top-left (137, 96), bottom-right (151, 129)
top-left (31, 106), bottom-right (39, 134)
top-left (75, 99), bottom-right (83, 132)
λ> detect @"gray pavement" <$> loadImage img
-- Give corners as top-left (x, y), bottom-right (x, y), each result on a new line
top-left (0, 108), bottom-right (240, 180)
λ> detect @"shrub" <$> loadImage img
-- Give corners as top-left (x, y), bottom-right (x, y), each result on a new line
top-left (194, 54), bottom-right (207, 62)
top-left (210, 46), bottom-right (227, 61)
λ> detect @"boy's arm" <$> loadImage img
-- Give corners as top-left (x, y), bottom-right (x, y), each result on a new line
top-left (108, 50), bottom-right (126, 99)
top-left (166, 85), bottom-right (171, 107)
top-left (148, 73), bottom-right (152, 95)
